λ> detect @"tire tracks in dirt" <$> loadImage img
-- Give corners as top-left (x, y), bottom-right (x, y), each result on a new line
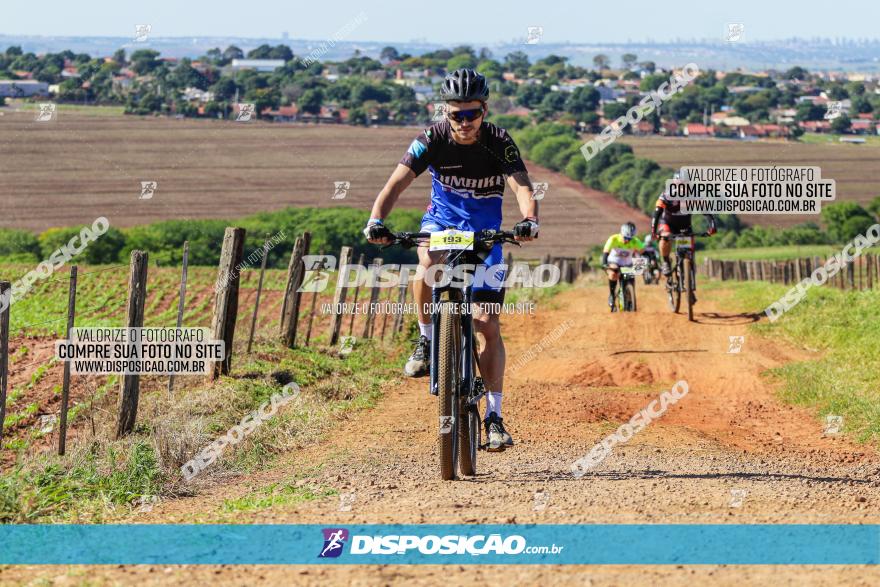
top-left (6, 281), bottom-right (879, 586)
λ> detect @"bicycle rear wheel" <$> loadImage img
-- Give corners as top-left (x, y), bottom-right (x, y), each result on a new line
top-left (684, 257), bottom-right (695, 322)
top-left (667, 265), bottom-right (681, 313)
top-left (437, 301), bottom-right (461, 481)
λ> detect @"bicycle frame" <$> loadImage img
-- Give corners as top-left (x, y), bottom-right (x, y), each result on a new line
top-left (673, 235), bottom-right (696, 271)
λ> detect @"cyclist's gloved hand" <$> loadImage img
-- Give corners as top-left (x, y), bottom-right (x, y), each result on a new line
top-left (363, 219), bottom-right (393, 243)
top-left (513, 217), bottom-right (539, 240)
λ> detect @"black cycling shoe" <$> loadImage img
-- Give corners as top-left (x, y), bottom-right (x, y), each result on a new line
top-left (484, 413), bottom-right (507, 452)
top-left (660, 261), bottom-right (672, 276)
top-left (403, 335), bottom-right (430, 378)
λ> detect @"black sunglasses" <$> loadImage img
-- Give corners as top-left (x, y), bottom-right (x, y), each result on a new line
top-left (447, 107), bottom-right (484, 123)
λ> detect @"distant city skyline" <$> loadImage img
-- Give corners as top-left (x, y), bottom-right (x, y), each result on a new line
top-left (7, 0), bottom-right (880, 44)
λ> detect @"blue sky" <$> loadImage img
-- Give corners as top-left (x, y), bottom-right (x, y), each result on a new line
top-left (6, 0), bottom-right (878, 43)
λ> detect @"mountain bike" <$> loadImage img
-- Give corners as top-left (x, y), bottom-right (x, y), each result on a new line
top-left (388, 228), bottom-right (519, 480)
top-left (660, 232), bottom-right (710, 322)
top-left (607, 264), bottom-right (638, 312)
top-left (640, 253), bottom-right (661, 285)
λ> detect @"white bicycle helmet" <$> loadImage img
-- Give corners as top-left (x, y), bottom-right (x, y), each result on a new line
top-left (620, 222), bottom-right (637, 240)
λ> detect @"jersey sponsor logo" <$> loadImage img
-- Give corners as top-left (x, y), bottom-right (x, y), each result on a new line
top-left (408, 139), bottom-right (427, 158)
top-left (436, 173), bottom-right (504, 191)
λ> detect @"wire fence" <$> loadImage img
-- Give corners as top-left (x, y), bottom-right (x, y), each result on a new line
top-left (700, 253), bottom-right (880, 291)
top-left (0, 229), bottom-right (588, 456)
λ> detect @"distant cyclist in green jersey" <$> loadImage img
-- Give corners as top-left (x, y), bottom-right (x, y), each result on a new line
top-left (601, 222), bottom-right (644, 309)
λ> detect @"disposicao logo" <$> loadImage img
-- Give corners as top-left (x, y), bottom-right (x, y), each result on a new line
top-left (318, 528), bottom-right (349, 558)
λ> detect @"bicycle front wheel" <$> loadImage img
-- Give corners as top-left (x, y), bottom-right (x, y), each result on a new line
top-left (458, 395), bottom-right (479, 477)
top-left (437, 301), bottom-right (461, 481)
top-left (623, 280), bottom-right (637, 312)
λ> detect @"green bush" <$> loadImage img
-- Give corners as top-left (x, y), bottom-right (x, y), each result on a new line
top-left (489, 114), bottom-right (529, 130)
top-left (0, 228), bottom-right (40, 262)
top-left (122, 207), bottom-right (425, 268)
top-left (38, 225), bottom-right (126, 265)
top-left (123, 219), bottom-right (229, 266)
top-left (821, 202), bottom-right (876, 243)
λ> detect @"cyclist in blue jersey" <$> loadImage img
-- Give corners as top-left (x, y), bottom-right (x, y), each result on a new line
top-left (364, 68), bottom-right (539, 451)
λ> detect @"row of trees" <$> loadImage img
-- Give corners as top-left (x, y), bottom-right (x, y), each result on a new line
top-left (0, 208), bottom-right (424, 267)
top-left (4, 44), bottom-right (880, 128)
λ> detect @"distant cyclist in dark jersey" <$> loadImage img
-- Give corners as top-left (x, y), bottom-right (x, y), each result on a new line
top-left (651, 170), bottom-right (716, 279)
top-left (364, 68), bottom-right (538, 451)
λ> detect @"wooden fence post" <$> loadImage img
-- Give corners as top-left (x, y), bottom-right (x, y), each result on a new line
top-left (280, 232), bottom-right (310, 348)
top-left (168, 241), bottom-right (189, 397)
top-left (867, 254), bottom-right (873, 290)
top-left (362, 258), bottom-right (383, 338)
top-left (116, 251), bottom-right (148, 438)
top-left (392, 272), bottom-right (409, 335)
top-left (58, 266), bottom-right (78, 455)
top-left (348, 253), bottom-right (366, 337)
top-left (210, 228), bottom-right (245, 380)
top-left (0, 281), bottom-right (9, 449)
top-left (328, 246), bottom-right (353, 346)
top-left (380, 284), bottom-right (394, 340)
top-left (246, 236), bottom-right (271, 354)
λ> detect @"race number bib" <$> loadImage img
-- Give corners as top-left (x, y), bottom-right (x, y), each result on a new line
top-left (632, 257), bottom-right (648, 275)
top-left (429, 229), bottom-right (475, 251)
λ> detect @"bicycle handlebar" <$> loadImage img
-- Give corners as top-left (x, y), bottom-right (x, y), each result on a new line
top-left (386, 229), bottom-right (521, 249)
top-left (658, 232), bottom-right (712, 240)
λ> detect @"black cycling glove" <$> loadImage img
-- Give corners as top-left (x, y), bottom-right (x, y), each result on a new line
top-left (363, 219), bottom-right (393, 241)
top-left (513, 217), bottom-right (539, 238)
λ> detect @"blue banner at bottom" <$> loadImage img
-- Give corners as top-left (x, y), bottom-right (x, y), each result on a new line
top-left (1, 524), bottom-right (878, 565)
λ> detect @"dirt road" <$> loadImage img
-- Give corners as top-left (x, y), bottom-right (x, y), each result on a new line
top-left (4, 281), bottom-right (879, 586)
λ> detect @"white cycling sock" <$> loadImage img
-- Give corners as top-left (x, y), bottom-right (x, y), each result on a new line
top-left (485, 392), bottom-right (502, 419)
top-left (418, 321), bottom-right (432, 341)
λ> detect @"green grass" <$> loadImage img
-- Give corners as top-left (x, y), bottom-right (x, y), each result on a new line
top-left (0, 441), bottom-right (163, 523)
top-left (0, 262), bottom-right (288, 337)
top-left (701, 245), bottom-right (839, 262)
top-left (221, 481), bottom-right (336, 513)
top-left (706, 278), bottom-right (880, 445)
top-left (0, 327), bottom-right (409, 522)
top-left (799, 132), bottom-right (880, 146)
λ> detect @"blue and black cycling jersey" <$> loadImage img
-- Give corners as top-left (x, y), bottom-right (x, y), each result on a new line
top-left (399, 120), bottom-right (528, 233)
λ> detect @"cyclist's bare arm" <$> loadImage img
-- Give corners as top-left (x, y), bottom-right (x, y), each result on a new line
top-left (366, 164), bottom-right (416, 244)
top-left (506, 171), bottom-right (537, 241)
top-left (369, 164), bottom-right (416, 220)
